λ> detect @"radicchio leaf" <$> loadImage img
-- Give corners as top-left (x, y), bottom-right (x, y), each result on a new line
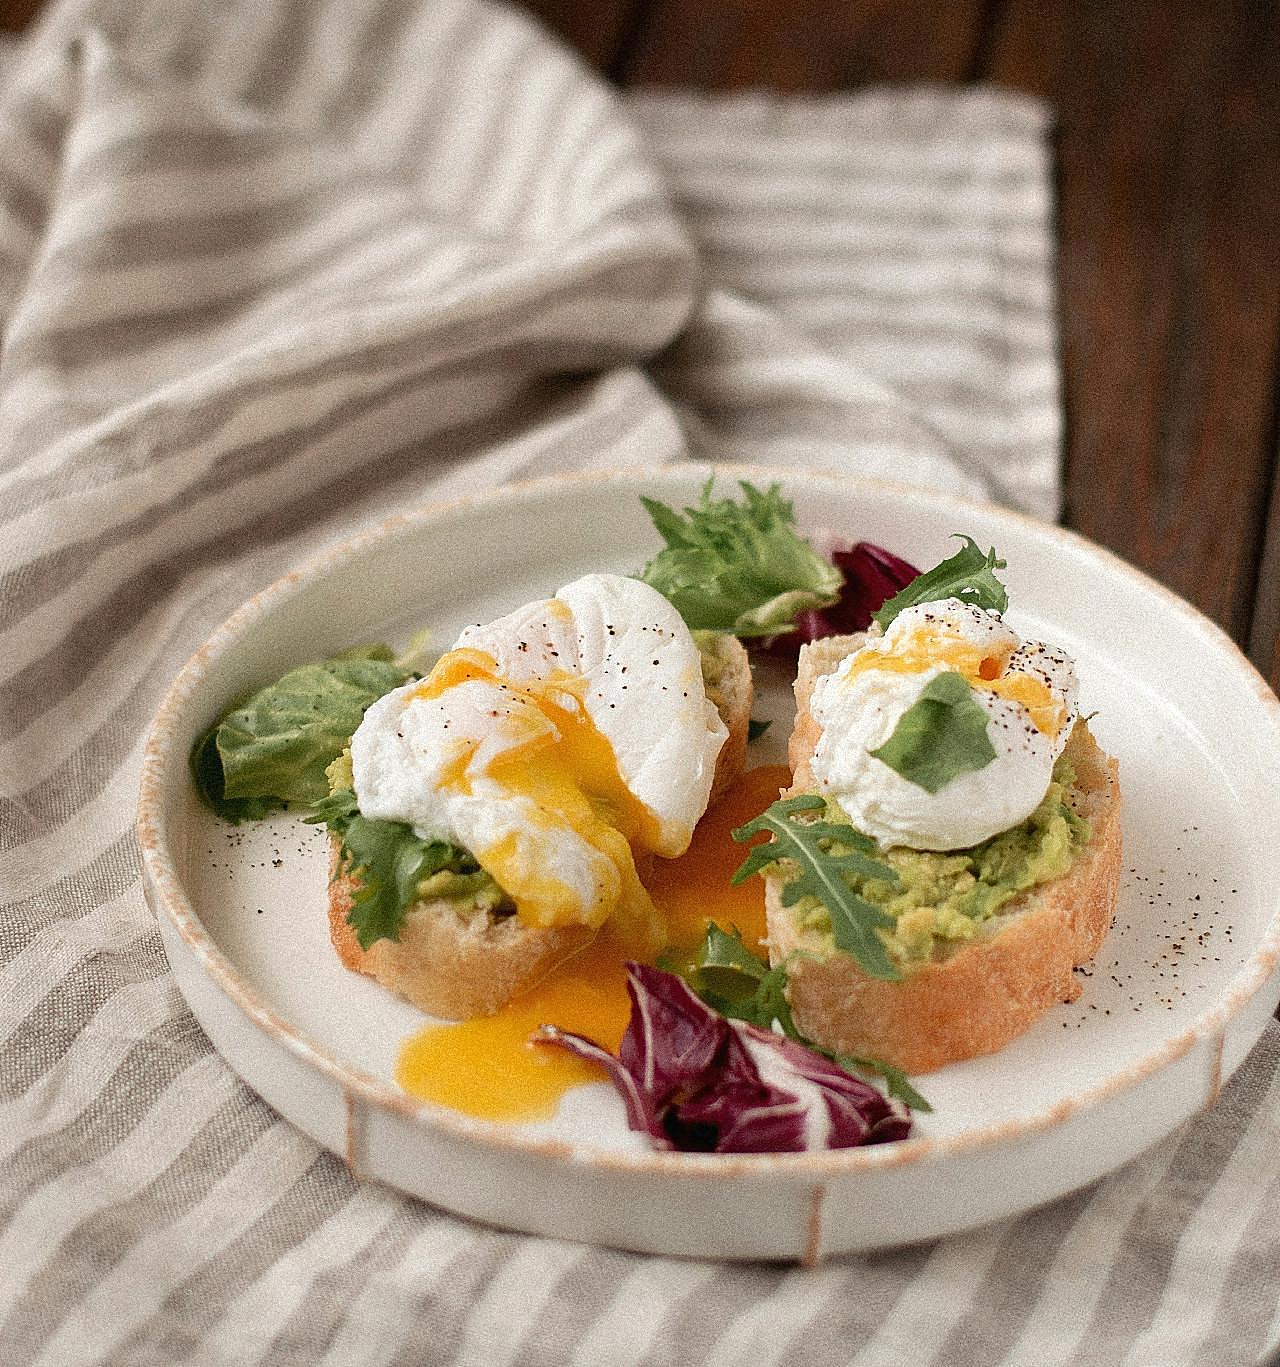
top-left (534, 965), bottom-right (725, 1147)
top-left (676, 1026), bottom-right (911, 1152)
top-left (618, 962), bottom-right (726, 1104)
top-left (537, 963), bottom-right (911, 1154)
top-left (764, 541), bottom-right (920, 659)
top-left (535, 1025), bottom-right (667, 1143)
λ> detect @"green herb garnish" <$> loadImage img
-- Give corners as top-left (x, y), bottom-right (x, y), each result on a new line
top-left (731, 795), bottom-right (902, 981)
top-left (307, 789), bottom-right (479, 949)
top-left (870, 670), bottom-right (997, 792)
top-left (638, 480), bottom-right (842, 637)
top-left (684, 922), bottom-right (801, 1036)
top-left (831, 1051), bottom-right (932, 1113)
top-left (676, 925), bottom-right (931, 1111)
top-left (192, 646), bottom-right (410, 821)
top-left (872, 535), bottom-right (1008, 631)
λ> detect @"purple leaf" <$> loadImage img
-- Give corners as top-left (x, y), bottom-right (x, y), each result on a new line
top-left (679, 1026), bottom-right (911, 1153)
top-left (534, 1024), bottom-right (670, 1146)
top-left (764, 541), bottom-right (920, 659)
top-left (537, 964), bottom-right (912, 1153)
top-left (832, 542), bottom-right (921, 630)
top-left (533, 964), bottom-right (728, 1148)
top-left (618, 962), bottom-right (727, 1104)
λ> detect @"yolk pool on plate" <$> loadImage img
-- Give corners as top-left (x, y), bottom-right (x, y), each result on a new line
top-left (395, 934), bottom-right (632, 1122)
top-left (395, 765), bottom-right (789, 1122)
top-left (643, 763), bottom-right (782, 953)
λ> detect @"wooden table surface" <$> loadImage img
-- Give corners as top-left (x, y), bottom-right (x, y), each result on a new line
top-left (4, 0), bottom-right (1278, 692)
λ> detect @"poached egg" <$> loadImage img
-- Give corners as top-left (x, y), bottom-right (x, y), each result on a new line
top-left (809, 598), bottom-right (1078, 850)
top-left (350, 573), bottom-right (728, 946)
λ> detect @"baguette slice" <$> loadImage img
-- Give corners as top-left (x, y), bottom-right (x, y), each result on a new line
top-left (767, 633), bottom-right (1122, 1074)
top-left (328, 632), bottom-right (754, 1019)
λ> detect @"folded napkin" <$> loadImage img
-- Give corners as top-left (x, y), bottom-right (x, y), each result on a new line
top-left (1, 2), bottom-right (1275, 1365)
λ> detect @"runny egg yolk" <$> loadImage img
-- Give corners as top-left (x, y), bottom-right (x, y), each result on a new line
top-left (394, 765), bottom-right (789, 1122)
top-left (845, 624), bottom-right (1066, 739)
top-left (411, 647), bottom-right (663, 944)
top-left (395, 933), bottom-right (633, 1122)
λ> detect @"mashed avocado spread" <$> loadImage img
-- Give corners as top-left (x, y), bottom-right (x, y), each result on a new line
top-left (693, 630), bottom-right (732, 693)
top-left (797, 757), bottom-right (1091, 965)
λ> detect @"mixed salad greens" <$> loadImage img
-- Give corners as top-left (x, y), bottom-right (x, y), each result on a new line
top-left (666, 923), bottom-right (931, 1112)
top-left (637, 480), bottom-right (924, 652)
top-left (191, 646), bottom-right (486, 950)
top-left (190, 479), bottom-right (956, 953)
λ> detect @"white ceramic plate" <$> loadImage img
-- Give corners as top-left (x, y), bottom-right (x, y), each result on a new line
top-left (138, 467), bottom-right (1280, 1262)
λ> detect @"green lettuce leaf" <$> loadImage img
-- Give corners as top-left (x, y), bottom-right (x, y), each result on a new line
top-left (638, 480), bottom-right (842, 637)
top-left (674, 924), bottom-right (931, 1111)
top-left (871, 535), bottom-right (1008, 631)
top-left (307, 788), bottom-right (478, 949)
top-left (684, 922), bottom-right (802, 1037)
top-left (732, 795), bottom-right (902, 981)
top-left (191, 725), bottom-right (280, 823)
top-left (870, 670), bottom-right (997, 793)
top-left (192, 646), bottom-right (409, 821)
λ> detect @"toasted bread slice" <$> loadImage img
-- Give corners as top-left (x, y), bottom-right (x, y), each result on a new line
top-left (695, 630), bottom-right (753, 807)
top-left (767, 633), bottom-right (1122, 1074)
top-left (329, 633), bottom-right (754, 1018)
top-left (328, 852), bottom-right (594, 1019)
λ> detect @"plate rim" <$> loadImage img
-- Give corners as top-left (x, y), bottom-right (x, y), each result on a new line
top-left (137, 462), bottom-right (1280, 1179)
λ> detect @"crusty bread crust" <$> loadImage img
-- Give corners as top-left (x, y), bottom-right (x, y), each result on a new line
top-left (329, 634), bottom-right (753, 1018)
top-left (328, 845), bottom-right (594, 1018)
top-left (704, 634), bottom-right (753, 807)
top-left (767, 634), bottom-right (1122, 1074)
top-left (787, 633), bottom-right (867, 789)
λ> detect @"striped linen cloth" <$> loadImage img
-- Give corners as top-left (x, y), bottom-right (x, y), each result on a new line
top-left (1, 1), bottom-right (1276, 1363)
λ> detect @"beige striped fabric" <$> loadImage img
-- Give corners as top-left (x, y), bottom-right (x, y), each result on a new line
top-left (2, 2), bottom-right (1276, 1365)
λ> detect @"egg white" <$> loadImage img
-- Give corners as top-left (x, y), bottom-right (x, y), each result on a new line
top-left (350, 573), bottom-right (728, 930)
top-left (810, 599), bottom-right (1078, 850)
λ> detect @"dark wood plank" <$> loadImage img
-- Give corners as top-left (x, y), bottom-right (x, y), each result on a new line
top-left (983, 0), bottom-right (1280, 649)
top-left (582, 0), bottom-right (1280, 668)
top-left (620, 0), bottom-right (991, 90)
top-left (516, 1), bottom-right (640, 76)
top-left (1249, 452), bottom-right (1280, 691)
top-left (0, 0), bottom-right (41, 32)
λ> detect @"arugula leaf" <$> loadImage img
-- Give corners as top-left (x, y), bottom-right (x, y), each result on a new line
top-left (339, 818), bottom-right (461, 949)
top-left (871, 535), bottom-right (1008, 631)
top-left (732, 795), bottom-right (902, 981)
top-left (687, 923), bottom-right (802, 1037)
top-left (192, 648), bottom-right (409, 820)
top-left (833, 1052), bottom-right (933, 1113)
top-left (676, 925), bottom-right (931, 1111)
top-left (306, 789), bottom-right (476, 949)
top-left (747, 718), bottom-right (772, 743)
top-left (638, 480), bottom-right (842, 638)
top-left (870, 671), bottom-right (997, 793)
